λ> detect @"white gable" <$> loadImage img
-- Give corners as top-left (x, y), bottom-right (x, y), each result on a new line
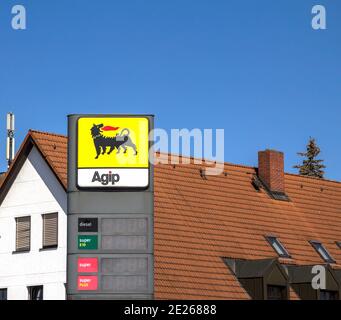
top-left (0, 146), bottom-right (67, 300)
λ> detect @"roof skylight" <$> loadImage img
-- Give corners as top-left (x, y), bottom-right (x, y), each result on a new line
top-left (265, 236), bottom-right (291, 258)
top-left (310, 241), bottom-right (335, 263)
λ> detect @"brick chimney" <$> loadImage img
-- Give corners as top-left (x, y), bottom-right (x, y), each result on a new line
top-left (258, 149), bottom-right (285, 194)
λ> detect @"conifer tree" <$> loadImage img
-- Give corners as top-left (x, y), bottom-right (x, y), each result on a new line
top-left (294, 138), bottom-right (326, 178)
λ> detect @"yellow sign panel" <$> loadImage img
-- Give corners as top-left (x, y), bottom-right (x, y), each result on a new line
top-left (77, 117), bottom-right (149, 169)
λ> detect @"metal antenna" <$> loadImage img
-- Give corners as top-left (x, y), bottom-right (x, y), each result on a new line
top-left (6, 113), bottom-right (15, 168)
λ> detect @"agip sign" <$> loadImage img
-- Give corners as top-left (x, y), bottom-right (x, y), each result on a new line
top-left (77, 116), bottom-right (150, 188)
top-left (67, 114), bottom-right (154, 300)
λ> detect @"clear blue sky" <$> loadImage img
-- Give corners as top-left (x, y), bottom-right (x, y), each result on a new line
top-left (0, 0), bottom-right (340, 179)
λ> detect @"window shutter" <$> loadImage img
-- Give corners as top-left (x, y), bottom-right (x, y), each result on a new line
top-left (43, 213), bottom-right (58, 248)
top-left (16, 216), bottom-right (31, 251)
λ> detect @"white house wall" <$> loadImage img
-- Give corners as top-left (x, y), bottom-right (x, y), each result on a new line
top-left (0, 146), bottom-right (67, 300)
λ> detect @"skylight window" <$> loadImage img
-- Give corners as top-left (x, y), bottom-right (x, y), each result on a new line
top-left (336, 241), bottom-right (341, 249)
top-left (265, 236), bottom-right (291, 258)
top-left (309, 241), bottom-right (335, 263)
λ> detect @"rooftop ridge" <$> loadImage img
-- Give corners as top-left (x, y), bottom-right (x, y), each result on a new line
top-left (29, 129), bottom-right (67, 138)
top-left (156, 151), bottom-right (256, 170)
top-left (284, 171), bottom-right (341, 185)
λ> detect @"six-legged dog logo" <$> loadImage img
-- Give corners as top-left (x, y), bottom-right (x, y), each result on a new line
top-left (90, 123), bottom-right (138, 159)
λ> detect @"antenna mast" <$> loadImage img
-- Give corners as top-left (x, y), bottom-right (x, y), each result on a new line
top-left (6, 113), bottom-right (15, 168)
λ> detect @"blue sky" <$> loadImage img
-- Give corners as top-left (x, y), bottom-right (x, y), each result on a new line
top-left (0, 0), bottom-right (340, 179)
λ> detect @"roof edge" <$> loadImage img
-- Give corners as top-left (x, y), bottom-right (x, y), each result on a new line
top-left (29, 129), bottom-right (67, 138)
top-left (29, 131), bottom-right (67, 190)
top-left (0, 131), bottom-right (67, 205)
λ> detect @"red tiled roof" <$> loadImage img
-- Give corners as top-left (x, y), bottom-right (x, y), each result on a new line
top-left (2, 130), bottom-right (341, 299)
top-left (29, 130), bottom-right (68, 189)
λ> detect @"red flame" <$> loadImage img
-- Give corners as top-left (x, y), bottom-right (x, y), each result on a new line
top-left (102, 126), bottom-right (120, 131)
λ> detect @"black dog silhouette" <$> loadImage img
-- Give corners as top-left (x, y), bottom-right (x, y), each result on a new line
top-left (91, 124), bottom-right (138, 159)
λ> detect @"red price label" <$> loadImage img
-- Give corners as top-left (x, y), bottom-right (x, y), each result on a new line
top-left (77, 258), bottom-right (98, 273)
top-left (77, 276), bottom-right (98, 291)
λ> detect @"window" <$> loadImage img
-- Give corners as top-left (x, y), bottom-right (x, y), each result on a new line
top-left (320, 290), bottom-right (339, 300)
top-left (15, 216), bottom-right (31, 252)
top-left (309, 241), bottom-right (335, 263)
top-left (336, 241), bottom-right (341, 249)
top-left (28, 286), bottom-right (43, 300)
top-left (42, 213), bottom-right (58, 249)
top-left (0, 289), bottom-right (7, 300)
top-left (265, 236), bottom-right (291, 258)
top-left (267, 285), bottom-right (287, 300)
